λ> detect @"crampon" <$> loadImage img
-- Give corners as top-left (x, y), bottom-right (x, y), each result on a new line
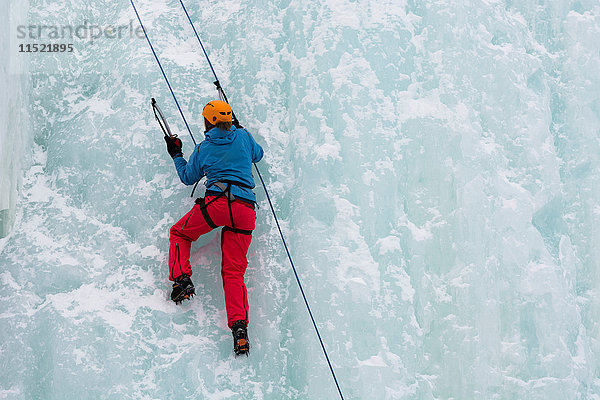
top-left (171, 274), bottom-right (195, 305)
top-left (232, 320), bottom-right (250, 356)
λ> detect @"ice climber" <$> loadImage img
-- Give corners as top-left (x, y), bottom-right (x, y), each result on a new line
top-left (163, 100), bottom-right (263, 356)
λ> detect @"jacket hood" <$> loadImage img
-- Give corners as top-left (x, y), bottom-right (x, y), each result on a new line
top-left (205, 126), bottom-right (237, 145)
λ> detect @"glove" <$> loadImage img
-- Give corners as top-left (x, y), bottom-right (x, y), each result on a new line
top-left (233, 119), bottom-right (244, 129)
top-left (164, 135), bottom-right (183, 158)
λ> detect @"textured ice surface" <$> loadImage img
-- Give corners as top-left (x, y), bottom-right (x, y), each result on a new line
top-left (1, 0), bottom-right (600, 399)
top-left (0, 0), bottom-right (30, 238)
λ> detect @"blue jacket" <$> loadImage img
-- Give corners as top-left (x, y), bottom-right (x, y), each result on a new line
top-left (173, 126), bottom-right (264, 202)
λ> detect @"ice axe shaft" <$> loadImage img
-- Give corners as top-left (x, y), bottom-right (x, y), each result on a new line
top-left (152, 97), bottom-right (175, 138)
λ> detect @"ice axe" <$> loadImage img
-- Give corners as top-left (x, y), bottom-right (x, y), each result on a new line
top-left (151, 97), bottom-right (175, 138)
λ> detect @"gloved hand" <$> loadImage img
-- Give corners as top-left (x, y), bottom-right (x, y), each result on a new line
top-left (233, 119), bottom-right (244, 129)
top-left (164, 135), bottom-right (183, 158)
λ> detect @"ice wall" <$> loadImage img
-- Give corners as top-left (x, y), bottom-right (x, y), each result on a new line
top-left (0, 0), bottom-right (599, 399)
top-left (0, 0), bottom-right (30, 238)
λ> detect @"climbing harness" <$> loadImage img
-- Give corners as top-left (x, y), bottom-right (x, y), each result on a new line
top-left (195, 180), bottom-right (255, 236)
top-left (131, 1), bottom-right (345, 398)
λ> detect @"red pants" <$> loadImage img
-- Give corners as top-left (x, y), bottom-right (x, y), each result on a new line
top-left (169, 196), bottom-right (255, 328)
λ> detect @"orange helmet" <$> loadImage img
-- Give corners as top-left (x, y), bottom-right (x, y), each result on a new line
top-left (202, 100), bottom-right (232, 124)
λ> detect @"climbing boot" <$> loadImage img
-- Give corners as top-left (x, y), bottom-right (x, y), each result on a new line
top-left (231, 320), bottom-right (250, 356)
top-left (171, 274), bottom-right (195, 304)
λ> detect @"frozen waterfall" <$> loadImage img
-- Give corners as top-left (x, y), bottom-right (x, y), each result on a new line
top-left (1, 0), bottom-right (599, 399)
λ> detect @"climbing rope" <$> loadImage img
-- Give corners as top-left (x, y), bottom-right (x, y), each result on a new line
top-left (130, 0), bottom-right (197, 145)
top-left (177, 0), bottom-right (235, 119)
top-left (131, 1), bottom-right (345, 398)
top-left (178, 3), bottom-right (346, 398)
top-left (252, 165), bottom-right (346, 400)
